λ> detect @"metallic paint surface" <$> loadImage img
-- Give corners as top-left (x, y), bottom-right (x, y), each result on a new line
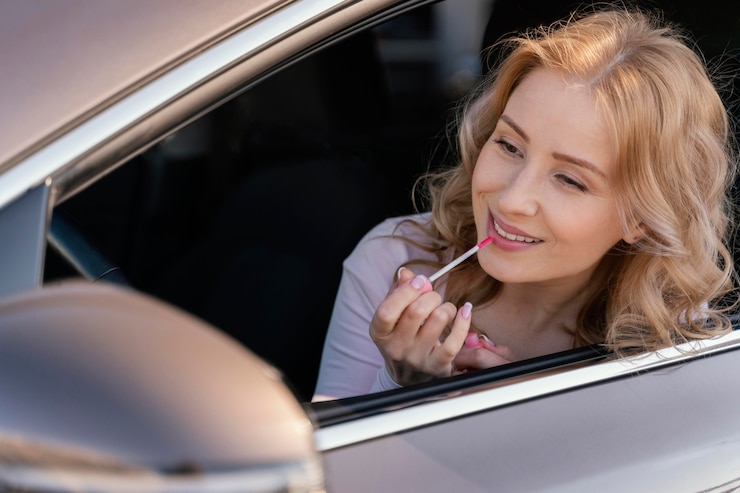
top-left (0, 0), bottom-right (287, 171)
top-left (0, 281), bottom-right (324, 491)
top-left (320, 334), bottom-right (740, 491)
top-left (316, 331), bottom-right (740, 450)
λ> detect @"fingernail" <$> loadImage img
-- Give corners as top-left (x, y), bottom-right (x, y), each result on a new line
top-left (396, 267), bottom-right (406, 282)
top-left (479, 333), bottom-right (496, 347)
top-left (461, 301), bottom-right (473, 319)
top-left (411, 275), bottom-right (426, 290)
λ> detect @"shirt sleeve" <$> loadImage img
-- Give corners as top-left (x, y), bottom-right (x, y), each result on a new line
top-left (313, 214), bottom-right (434, 400)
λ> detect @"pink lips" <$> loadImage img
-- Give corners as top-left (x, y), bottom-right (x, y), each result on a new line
top-left (489, 215), bottom-right (541, 251)
top-left (493, 215), bottom-right (535, 238)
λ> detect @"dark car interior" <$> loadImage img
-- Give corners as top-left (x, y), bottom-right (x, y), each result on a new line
top-left (44, 0), bottom-right (740, 402)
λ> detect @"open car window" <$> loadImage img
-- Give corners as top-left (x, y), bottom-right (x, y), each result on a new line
top-left (44, 0), bottom-right (492, 402)
top-left (43, 0), bottom-right (740, 409)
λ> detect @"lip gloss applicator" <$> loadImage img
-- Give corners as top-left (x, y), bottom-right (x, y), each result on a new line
top-left (428, 236), bottom-right (493, 283)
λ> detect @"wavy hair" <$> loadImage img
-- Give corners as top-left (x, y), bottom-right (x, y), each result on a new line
top-left (411, 6), bottom-right (738, 354)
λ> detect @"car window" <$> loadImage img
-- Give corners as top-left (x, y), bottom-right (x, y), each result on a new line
top-left (44, 0), bottom-right (740, 405)
top-left (44, 0), bottom-right (485, 402)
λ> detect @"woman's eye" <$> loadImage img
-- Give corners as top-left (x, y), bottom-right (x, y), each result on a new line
top-left (493, 139), bottom-right (520, 156)
top-left (557, 174), bottom-right (587, 192)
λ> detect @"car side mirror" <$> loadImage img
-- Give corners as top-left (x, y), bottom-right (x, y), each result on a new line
top-left (0, 280), bottom-right (323, 492)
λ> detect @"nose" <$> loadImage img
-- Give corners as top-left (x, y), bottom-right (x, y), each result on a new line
top-left (497, 162), bottom-right (539, 217)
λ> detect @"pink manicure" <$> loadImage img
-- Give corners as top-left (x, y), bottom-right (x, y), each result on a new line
top-left (479, 333), bottom-right (496, 349)
top-left (461, 301), bottom-right (473, 319)
top-left (411, 275), bottom-right (427, 290)
top-left (463, 332), bottom-right (484, 349)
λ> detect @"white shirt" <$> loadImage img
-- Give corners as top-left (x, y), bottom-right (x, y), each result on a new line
top-left (313, 213), bottom-right (442, 399)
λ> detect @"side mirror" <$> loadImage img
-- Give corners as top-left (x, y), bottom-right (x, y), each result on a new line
top-left (0, 280), bottom-right (323, 492)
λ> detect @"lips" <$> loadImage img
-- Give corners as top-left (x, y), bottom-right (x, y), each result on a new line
top-left (493, 218), bottom-right (541, 243)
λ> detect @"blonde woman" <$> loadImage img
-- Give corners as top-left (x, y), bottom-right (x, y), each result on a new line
top-left (313, 6), bottom-right (737, 401)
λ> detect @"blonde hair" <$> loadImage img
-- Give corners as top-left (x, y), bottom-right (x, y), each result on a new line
top-left (413, 6), bottom-right (738, 354)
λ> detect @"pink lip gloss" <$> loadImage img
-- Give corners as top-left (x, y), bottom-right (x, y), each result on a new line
top-left (428, 237), bottom-right (492, 283)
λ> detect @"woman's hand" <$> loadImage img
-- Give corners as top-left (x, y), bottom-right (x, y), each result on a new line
top-left (370, 267), bottom-right (472, 386)
top-left (452, 333), bottom-right (514, 374)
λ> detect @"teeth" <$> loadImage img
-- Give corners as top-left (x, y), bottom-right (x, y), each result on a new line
top-left (494, 221), bottom-right (539, 243)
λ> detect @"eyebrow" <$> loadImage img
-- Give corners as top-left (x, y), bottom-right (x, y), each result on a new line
top-left (498, 114), bottom-right (607, 179)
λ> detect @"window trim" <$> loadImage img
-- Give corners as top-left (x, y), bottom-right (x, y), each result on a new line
top-left (313, 329), bottom-right (740, 451)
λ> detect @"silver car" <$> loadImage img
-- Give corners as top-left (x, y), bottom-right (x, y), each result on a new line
top-left (1, 0), bottom-right (739, 491)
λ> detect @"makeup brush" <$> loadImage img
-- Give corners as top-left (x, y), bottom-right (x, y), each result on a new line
top-left (428, 236), bottom-right (493, 283)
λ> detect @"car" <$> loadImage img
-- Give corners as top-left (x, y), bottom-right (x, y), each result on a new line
top-left (1, 0), bottom-right (739, 491)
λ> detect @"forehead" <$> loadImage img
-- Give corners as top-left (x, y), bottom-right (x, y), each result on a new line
top-left (501, 69), bottom-right (617, 176)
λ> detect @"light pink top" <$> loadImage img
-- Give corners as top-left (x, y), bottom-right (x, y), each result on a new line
top-left (314, 213), bottom-right (442, 399)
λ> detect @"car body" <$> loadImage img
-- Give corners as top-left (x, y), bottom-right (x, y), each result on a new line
top-left (1, 0), bottom-right (739, 491)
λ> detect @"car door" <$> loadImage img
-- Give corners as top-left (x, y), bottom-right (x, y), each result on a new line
top-left (314, 334), bottom-right (740, 491)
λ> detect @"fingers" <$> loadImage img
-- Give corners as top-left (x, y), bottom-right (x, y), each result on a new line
top-left (391, 266), bottom-right (431, 293)
top-left (370, 267), bottom-right (475, 385)
top-left (461, 332), bottom-right (497, 351)
top-left (416, 301), bottom-right (456, 342)
top-left (453, 340), bottom-right (514, 372)
top-left (395, 265), bottom-right (415, 285)
top-left (415, 300), bottom-right (471, 365)
top-left (435, 301), bottom-right (472, 357)
top-left (375, 263), bottom-right (514, 380)
top-left (372, 268), bottom-right (434, 340)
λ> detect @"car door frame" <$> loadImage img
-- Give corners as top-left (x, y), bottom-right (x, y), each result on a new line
top-left (313, 330), bottom-right (740, 492)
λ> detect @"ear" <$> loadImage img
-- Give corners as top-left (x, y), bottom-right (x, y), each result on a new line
top-left (622, 222), bottom-right (645, 244)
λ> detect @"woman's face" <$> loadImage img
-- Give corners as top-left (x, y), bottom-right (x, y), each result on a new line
top-left (472, 68), bottom-right (633, 290)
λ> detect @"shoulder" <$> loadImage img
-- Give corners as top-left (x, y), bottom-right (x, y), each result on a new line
top-left (361, 212), bottom-right (432, 242)
top-left (345, 212), bottom-right (438, 276)
top-left (340, 212), bottom-right (440, 288)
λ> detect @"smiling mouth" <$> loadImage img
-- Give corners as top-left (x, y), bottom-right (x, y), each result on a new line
top-left (493, 220), bottom-right (541, 243)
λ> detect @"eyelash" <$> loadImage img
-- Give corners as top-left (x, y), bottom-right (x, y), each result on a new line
top-left (492, 138), bottom-right (520, 157)
top-left (555, 174), bottom-right (587, 192)
top-left (491, 138), bottom-right (588, 193)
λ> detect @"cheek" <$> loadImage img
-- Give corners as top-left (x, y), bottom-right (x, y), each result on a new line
top-left (470, 157), bottom-right (502, 218)
top-left (471, 155), bottom-right (485, 193)
top-left (558, 207), bottom-right (623, 250)
top-left (471, 153), bottom-right (506, 195)
top-left (471, 163), bottom-right (494, 233)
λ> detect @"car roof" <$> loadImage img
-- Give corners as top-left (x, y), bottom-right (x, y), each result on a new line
top-left (0, 0), bottom-right (286, 172)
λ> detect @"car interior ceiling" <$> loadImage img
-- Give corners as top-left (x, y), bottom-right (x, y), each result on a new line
top-left (44, 0), bottom-right (740, 402)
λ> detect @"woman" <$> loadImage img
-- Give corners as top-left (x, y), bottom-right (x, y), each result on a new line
top-left (313, 6), bottom-right (737, 400)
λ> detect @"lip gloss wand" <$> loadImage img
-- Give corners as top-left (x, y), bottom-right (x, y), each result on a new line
top-left (428, 236), bottom-right (493, 283)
